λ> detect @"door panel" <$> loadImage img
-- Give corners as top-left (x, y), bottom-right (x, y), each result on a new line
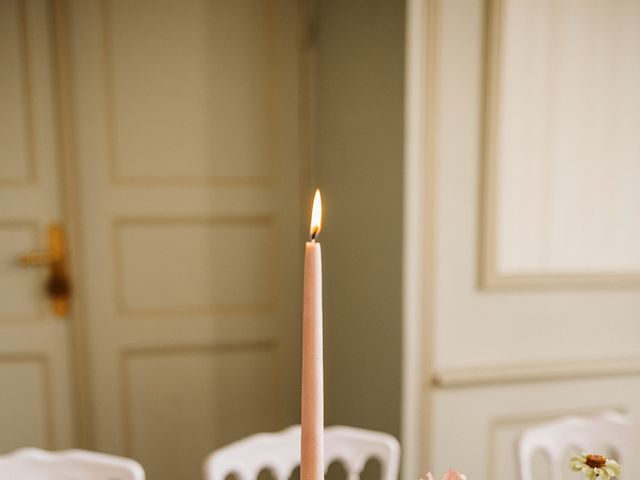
top-left (115, 218), bottom-right (276, 315)
top-left (0, 0), bottom-right (74, 450)
top-left (104, 0), bottom-right (274, 182)
top-left (123, 345), bottom-right (278, 480)
top-left (0, 224), bottom-right (44, 319)
top-left (68, 0), bottom-right (302, 478)
top-left (0, 357), bottom-right (52, 452)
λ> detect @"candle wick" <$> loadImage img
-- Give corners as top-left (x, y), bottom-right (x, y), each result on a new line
top-left (310, 229), bottom-right (318, 242)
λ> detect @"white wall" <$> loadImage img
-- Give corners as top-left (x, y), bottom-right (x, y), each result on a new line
top-left (406, 0), bottom-right (640, 478)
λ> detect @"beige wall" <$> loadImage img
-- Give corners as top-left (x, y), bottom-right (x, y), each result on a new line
top-left (310, 0), bottom-right (406, 440)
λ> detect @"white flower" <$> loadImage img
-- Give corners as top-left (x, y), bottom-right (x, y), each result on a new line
top-left (570, 453), bottom-right (622, 480)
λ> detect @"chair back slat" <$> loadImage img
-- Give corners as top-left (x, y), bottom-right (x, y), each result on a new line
top-left (204, 425), bottom-right (400, 480)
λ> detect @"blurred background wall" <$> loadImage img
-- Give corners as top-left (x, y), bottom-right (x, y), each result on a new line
top-left (309, 0), bottom-right (405, 442)
top-left (2, 0), bottom-right (640, 479)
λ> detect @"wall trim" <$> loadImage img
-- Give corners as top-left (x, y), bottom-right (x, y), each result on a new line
top-left (433, 357), bottom-right (640, 389)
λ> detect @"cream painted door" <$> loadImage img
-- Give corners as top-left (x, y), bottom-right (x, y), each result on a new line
top-left (67, 1), bottom-right (303, 479)
top-left (0, 0), bottom-right (75, 452)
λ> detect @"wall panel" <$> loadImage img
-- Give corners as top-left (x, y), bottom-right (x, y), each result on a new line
top-left (482, 0), bottom-right (640, 285)
top-left (416, 1), bottom-right (640, 479)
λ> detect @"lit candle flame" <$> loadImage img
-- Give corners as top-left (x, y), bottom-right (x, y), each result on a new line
top-left (309, 189), bottom-right (322, 241)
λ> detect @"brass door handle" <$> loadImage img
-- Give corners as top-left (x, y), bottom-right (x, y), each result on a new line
top-left (19, 224), bottom-right (71, 317)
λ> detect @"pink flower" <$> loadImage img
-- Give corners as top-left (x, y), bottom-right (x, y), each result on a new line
top-left (423, 470), bottom-right (467, 480)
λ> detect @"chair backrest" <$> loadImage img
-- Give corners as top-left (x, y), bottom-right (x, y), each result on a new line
top-left (204, 425), bottom-right (400, 480)
top-left (518, 411), bottom-right (637, 480)
top-left (0, 447), bottom-right (145, 480)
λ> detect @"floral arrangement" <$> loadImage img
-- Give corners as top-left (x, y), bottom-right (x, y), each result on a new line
top-left (423, 469), bottom-right (466, 480)
top-left (570, 453), bottom-right (622, 480)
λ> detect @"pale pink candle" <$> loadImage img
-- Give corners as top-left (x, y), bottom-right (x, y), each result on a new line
top-left (301, 189), bottom-right (323, 480)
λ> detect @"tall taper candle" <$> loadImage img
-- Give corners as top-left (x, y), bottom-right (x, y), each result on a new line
top-left (301, 189), bottom-right (323, 480)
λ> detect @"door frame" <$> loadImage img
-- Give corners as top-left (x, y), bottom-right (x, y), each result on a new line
top-left (402, 0), bottom-right (438, 478)
top-left (51, 0), bottom-right (94, 449)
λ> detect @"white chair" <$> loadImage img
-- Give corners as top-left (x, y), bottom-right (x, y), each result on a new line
top-left (204, 425), bottom-right (400, 480)
top-left (518, 411), bottom-right (638, 480)
top-left (0, 447), bottom-right (145, 480)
